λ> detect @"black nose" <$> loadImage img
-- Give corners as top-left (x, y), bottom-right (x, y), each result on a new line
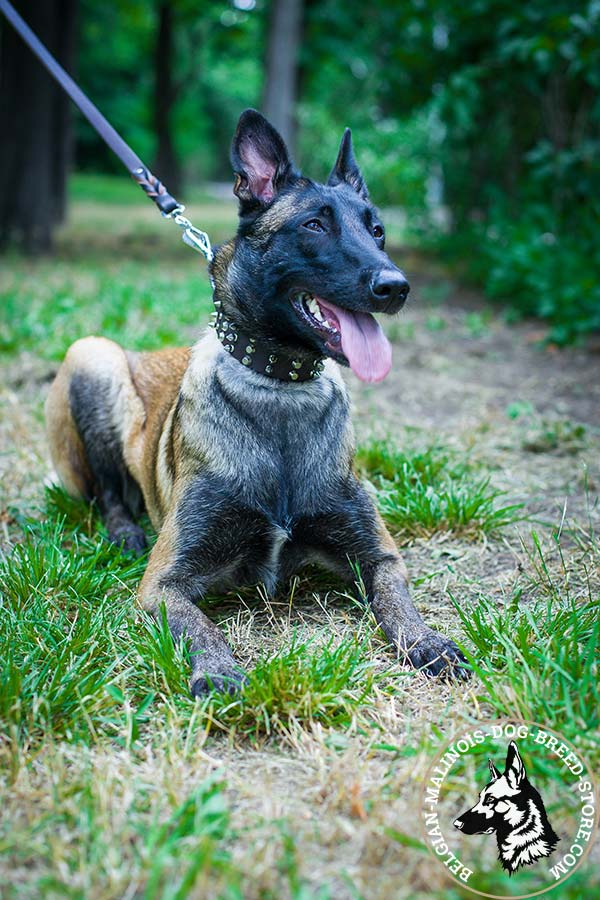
top-left (370, 270), bottom-right (410, 308)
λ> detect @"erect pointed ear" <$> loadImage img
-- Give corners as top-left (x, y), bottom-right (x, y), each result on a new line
top-left (504, 741), bottom-right (526, 790)
top-left (327, 128), bottom-right (368, 199)
top-left (230, 109), bottom-right (296, 207)
top-left (488, 759), bottom-right (502, 781)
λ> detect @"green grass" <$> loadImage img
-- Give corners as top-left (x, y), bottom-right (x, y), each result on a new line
top-left (356, 440), bottom-right (523, 539)
top-left (0, 516), bottom-right (155, 750)
top-left (0, 767), bottom-right (243, 899)
top-left (0, 173), bottom-right (236, 362)
top-left (69, 172), bottom-right (219, 207)
top-left (0, 488), bottom-right (382, 759)
top-left (0, 261), bottom-right (214, 360)
top-left (454, 529), bottom-right (600, 761)
top-left (204, 633), bottom-right (380, 741)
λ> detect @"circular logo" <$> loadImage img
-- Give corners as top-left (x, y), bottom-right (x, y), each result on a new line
top-left (420, 719), bottom-right (598, 899)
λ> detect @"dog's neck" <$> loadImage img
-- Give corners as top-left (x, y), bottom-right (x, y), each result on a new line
top-left (209, 239), bottom-right (325, 383)
top-left (496, 798), bottom-right (559, 874)
top-left (211, 305), bottom-right (325, 383)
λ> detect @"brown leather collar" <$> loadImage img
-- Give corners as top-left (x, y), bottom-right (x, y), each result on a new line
top-left (212, 306), bottom-right (325, 382)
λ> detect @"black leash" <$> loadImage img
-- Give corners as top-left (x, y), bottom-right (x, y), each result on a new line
top-left (0, 0), bottom-right (212, 261)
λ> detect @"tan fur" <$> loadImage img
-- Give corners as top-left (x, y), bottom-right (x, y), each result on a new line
top-left (125, 346), bottom-right (190, 526)
top-left (45, 357), bottom-right (92, 497)
top-left (46, 336), bottom-right (190, 528)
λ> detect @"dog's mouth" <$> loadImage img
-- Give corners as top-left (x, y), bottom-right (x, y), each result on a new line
top-left (291, 292), bottom-right (392, 383)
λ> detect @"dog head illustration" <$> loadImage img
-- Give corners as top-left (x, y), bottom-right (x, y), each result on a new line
top-left (453, 741), bottom-right (559, 874)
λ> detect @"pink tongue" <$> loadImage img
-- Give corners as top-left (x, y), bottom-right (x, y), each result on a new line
top-left (319, 301), bottom-right (392, 382)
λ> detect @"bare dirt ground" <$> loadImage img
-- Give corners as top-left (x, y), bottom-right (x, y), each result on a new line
top-left (1, 252), bottom-right (599, 898)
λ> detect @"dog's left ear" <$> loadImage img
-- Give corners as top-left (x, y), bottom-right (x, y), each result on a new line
top-left (504, 741), bottom-right (526, 789)
top-left (327, 129), bottom-right (368, 199)
top-left (231, 108), bottom-right (296, 208)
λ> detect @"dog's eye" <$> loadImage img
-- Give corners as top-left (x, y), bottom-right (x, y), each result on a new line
top-left (372, 224), bottom-right (384, 240)
top-left (303, 219), bottom-right (325, 233)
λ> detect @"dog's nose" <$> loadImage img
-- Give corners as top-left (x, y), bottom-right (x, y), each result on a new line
top-left (370, 270), bottom-right (410, 307)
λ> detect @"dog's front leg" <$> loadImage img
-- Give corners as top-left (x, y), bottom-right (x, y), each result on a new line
top-left (138, 518), bottom-right (245, 698)
top-left (363, 550), bottom-right (466, 677)
top-left (301, 484), bottom-right (467, 677)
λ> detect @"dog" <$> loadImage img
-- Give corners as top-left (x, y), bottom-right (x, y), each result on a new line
top-left (45, 108), bottom-right (466, 697)
top-left (453, 740), bottom-right (559, 874)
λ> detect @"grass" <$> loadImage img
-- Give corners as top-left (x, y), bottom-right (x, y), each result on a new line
top-left (355, 440), bottom-right (523, 539)
top-left (1, 176), bottom-right (599, 899)
top-left (68, 173), bottom-right (219, 207)
top-left (0, 488), bottom-right (383, 759)
top-left (0, 262), bottom-right (214, 360)
top-left (205, 633), bottom-right (381, 742)
top-left (0, 763), bottom-right (243, 899)
top-left (454, 529), bottom-right (600, 753)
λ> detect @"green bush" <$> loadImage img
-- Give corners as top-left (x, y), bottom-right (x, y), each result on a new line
top-left (433, 204), bottom-right (600, 343)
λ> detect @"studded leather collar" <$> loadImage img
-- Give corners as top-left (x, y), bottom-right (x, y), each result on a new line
top-left (211, 305), bottom-right (325, 382)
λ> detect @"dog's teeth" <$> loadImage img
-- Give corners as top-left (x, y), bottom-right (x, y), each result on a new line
top-left (307, 297), bottom-right (325, 322)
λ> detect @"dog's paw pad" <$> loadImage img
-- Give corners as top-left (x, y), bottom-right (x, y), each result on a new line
top-left (404, 631), bottom-right (470, 680)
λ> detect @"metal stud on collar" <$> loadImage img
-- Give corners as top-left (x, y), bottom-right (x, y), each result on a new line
top-left (211, 308), bottom-right (324, 383)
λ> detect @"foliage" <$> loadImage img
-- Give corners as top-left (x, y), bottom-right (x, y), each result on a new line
top-left (77, 0), bottom-right (265, 181)
top-left (411, 1), bottom-right (600, 340)
top-left (5, 1), bottom-right (598, 333)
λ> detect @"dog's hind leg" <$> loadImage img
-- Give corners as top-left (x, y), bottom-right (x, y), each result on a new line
top-left (45, 336), bottom-right (147, 554)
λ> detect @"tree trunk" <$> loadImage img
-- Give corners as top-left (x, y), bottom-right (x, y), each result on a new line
top-left (0, 0), bottom-right (76, 253)
top-left (153, 2), bottom-right (182, 197)
top-left (262, 0), bottom-right (303, 157)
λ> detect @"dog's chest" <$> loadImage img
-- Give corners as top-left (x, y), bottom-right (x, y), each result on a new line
top-left (186, 354), bottom-right (351, 515)
top-left (176, 347), bottom-right (353, 587)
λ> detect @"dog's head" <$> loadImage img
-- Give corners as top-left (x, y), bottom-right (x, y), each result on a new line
top-left (453, 742), bottom-right (531, 836)
top-left (211, 109), bottom-right (409, 383)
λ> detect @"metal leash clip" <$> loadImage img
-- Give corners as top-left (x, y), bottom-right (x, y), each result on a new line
top-left (168, 206), bottom-right (213, 262)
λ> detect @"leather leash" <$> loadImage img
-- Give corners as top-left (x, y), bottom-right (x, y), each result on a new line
top-left (0, 0), bottom-right (212, 261)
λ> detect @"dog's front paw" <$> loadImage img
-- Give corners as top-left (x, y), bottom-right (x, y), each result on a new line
top-left (190, 667), bottom-right (248, 699)
top-left (402, 629), bottom-right (469, 680)
top-left (108, 523), bottom-right (147, 556)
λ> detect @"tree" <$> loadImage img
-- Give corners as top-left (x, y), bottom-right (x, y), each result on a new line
top-left (153, 2), bottom-right (182, 196)
top-left (262, 0), bottom-right (303, 157)
top-left (0, 0), bottom-right (77, 253)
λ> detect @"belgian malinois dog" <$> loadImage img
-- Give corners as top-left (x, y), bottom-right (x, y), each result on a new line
top-left (454, 741), bottom-right (559, 874)
top-left (46, 109), bottom-right (466, 696)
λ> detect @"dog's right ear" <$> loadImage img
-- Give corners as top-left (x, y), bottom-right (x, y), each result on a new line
top-left (488, 759), bottom-right (502, 781)
top-left (231, 109), bottom-right (296, 209)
